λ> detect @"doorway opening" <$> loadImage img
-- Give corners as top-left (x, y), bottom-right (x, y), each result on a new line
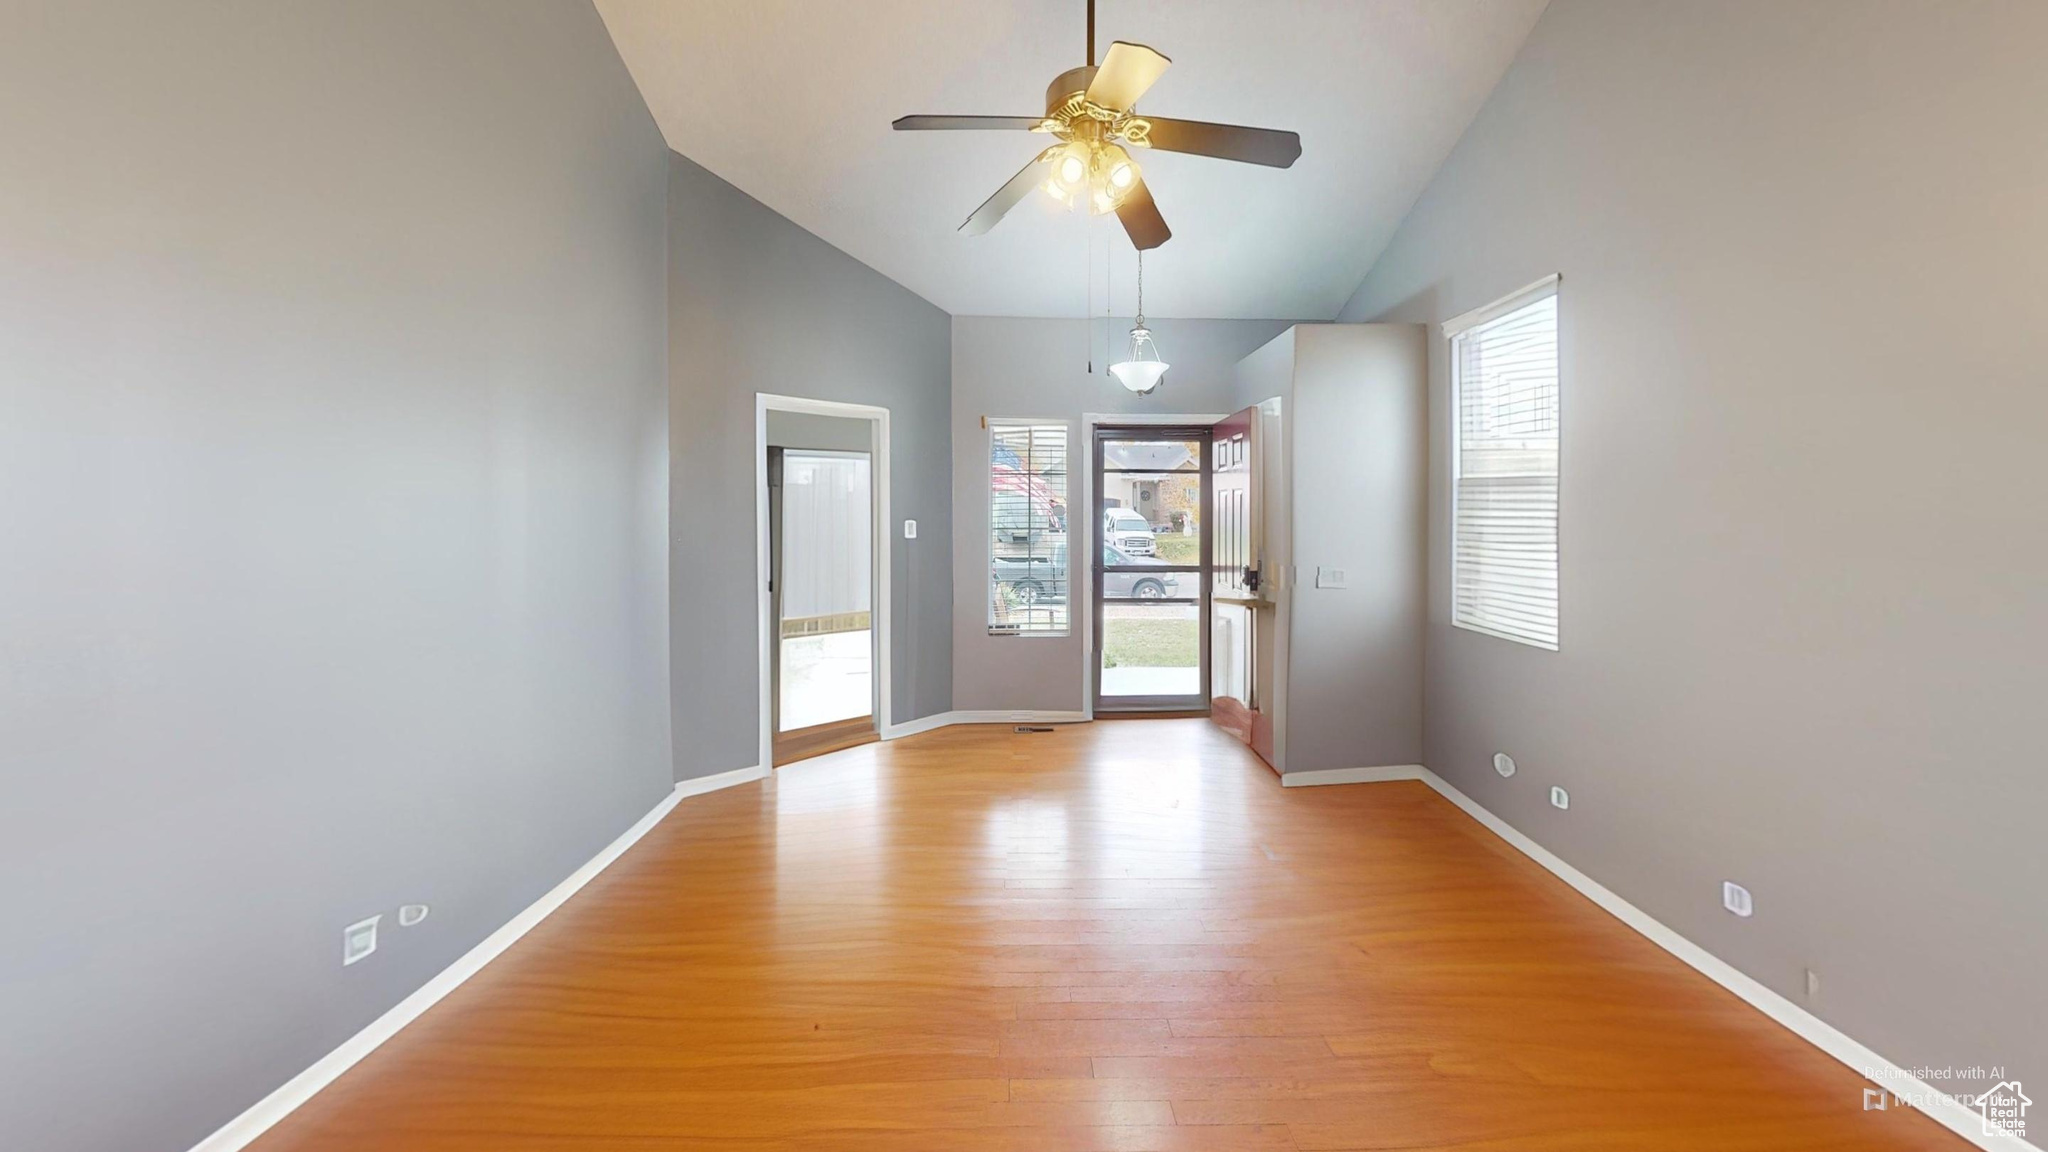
top-left (754, 396), bottom-right (890, 769)
top-left (1092, 425), bottom-right (1212, 714)
top-left (769, 446), bottom-right (874, 764)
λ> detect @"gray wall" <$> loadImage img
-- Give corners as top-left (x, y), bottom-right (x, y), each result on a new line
top-left (767, 410), bottom-right (873, 454)
top-left (669, 153), bottom-right (951, 775)
top-left (0, 3), bottom-right (672, 1150)
top-left (1281, 326), bottom-right (1427, 775)
top-left (950, 317), bottom-right (1297, 713)
top-left (1338, 0), bottom-right (2046, 1095)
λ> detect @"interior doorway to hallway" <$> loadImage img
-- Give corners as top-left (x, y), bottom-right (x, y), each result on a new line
top-left (1092, 425), bottom-right (1213, 715)
top-left (755, 396), bottom-right (891, 768)
top-left (769, 447), bottom-right (873, 763)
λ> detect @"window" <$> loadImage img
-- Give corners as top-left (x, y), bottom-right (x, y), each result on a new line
top-left (988, 421), bottom-right (1069, 636)
top-left (1449, 276), bottom-right (1559, 650)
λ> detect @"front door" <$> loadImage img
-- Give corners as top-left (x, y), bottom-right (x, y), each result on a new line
top-left (1210, 405), bottom-right (1276, 766)
top-left (1093, 427), bottom-right (1211, 714)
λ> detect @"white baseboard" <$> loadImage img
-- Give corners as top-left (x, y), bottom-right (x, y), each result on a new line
top-left (1281, 763), bottom-right (1426, 787)
top-left (187, 768), bottom-right (764, 1152)
top-left (882, 709), bottom-right (1089, 738)
top-left (674, 762), bottom-right (767, 798)
top-left (1325, 766), bottom-right (2032, 1152)
top-left (951, 709), bottom-right (1090, 725)
top-left (880, 711), bottom-right (958, 740)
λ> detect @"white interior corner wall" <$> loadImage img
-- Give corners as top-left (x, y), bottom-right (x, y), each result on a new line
top-left (1229, 325), bottom-right (1428, 777)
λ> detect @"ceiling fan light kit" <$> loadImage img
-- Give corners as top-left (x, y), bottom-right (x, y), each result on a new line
top-left (892, 2), bottom-right (1302, 252)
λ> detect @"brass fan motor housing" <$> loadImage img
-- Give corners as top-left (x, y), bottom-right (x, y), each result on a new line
top-left (1046, 66), bottom-right (1096, 114)
top-left (1039, 66), bottom-right (1153, 150)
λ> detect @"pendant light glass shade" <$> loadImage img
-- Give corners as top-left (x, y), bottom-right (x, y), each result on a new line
top-left (1109, 326), bottom-right (1168, 394)
top-left (1108, 251), bottom-right (1167, 394)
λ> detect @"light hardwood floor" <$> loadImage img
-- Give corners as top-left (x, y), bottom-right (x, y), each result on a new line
top-left (254, 720), bottom-right (1963, 1150)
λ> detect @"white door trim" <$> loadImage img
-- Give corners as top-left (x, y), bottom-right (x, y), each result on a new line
top-left (755, 394), bottom-right (891, 770)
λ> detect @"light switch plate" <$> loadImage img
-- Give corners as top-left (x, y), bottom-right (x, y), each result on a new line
top-left (1549, 786), bottom-right (1570, 810)
top-left (903, 519), bottom-right (917, 539)
top-left (1315, 566), bottom-right (1348, 589)
top-left (343, 915), bottom-right (381, 966)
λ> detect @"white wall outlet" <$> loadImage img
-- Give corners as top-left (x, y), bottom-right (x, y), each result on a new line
top-left (398, 904), bottom-right (430, 928)
top-left (1315, 566), bottom-right (1348, 589)
top-left (1549, 786), bottom-right (1570, 810)
top-left (1804, 967), bottom-right (1821, 999)
top-left (902, 519), bottom-right (917, 539)
top-left (1723, 881), bottom-right (1754, 918)
top-left (342, 915), bottom-right (381, 965)
top-left (1493, 753), bottom-right (1517, 778)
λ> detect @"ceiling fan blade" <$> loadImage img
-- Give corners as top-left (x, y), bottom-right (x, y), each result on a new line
top-left (1115, 177), bottom-right (1170, 250)
top-left (1085, 41), bottom-right (1171, 111)
top-left (1140, 116), bottom-right (1302, 168)
top-left (894, 115), bottom-right (1044, 132)
top-left (961, 155), bottom-right (1052, 236)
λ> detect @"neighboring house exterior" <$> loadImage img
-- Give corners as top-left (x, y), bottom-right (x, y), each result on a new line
top-left (1102, 441), bottom-right (1196, 530)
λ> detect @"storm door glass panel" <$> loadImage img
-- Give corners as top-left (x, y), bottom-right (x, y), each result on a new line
top-left (1095, 430), bottom-right (1210, 712)
top-left (1099, 602), bottom-right (1202, 698)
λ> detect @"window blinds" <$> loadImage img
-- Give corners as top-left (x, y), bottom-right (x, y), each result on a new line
top-left (1450, 283), bottom-right (1559, 650)
top-left (988, 422), bottom-right (1070, 636)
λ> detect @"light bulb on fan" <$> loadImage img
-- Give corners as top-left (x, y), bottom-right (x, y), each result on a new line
top-left (1104, 146), bottom-right (1138, 192)
top-left (1040, 142), bottom-right (1140, 215)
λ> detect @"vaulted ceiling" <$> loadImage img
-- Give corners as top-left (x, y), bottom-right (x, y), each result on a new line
top-left (595, 1), bottom-right (1546, 319)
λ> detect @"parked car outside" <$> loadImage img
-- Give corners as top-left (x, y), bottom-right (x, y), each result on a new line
top-left (1102, 543), bottom-right (1180, 600)
top-left (991, 540), bottom-right (1182, 606)
top-left (992, 548), bottom-right (1062, 607)
top-left (1102, 507), bottom-right (1156, 555)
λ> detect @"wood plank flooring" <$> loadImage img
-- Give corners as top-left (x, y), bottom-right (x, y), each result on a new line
top-left (772, 713), bottom-right (878, 766)
top-left (252, 719), bottom-right (1964, 1150)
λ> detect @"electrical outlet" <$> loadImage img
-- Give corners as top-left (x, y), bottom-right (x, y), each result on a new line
top-left (342, 915), bottom-right (381, 966)
top-left (1493, 753), bottom-right (1517, 778)
top-left (398, 904), bottom-right (430, 928)
top-left (1549, 786), bottom-right (1569, 810)
top-left (1805, 968), bottom-right (1821, 999)
top-left (1723, 881), bottom-right (1754, 918)
top-left (903, 519), bottom-right (917, 539)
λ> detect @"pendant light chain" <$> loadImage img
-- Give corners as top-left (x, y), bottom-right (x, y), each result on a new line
top-left (1135, 250), bottom-right (1145, 328)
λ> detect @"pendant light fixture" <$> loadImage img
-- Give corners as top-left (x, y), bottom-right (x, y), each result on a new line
top-left (1109, 250), bottom-right (1168, 394)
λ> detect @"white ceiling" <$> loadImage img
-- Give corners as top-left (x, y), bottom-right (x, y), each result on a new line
top-left (594, 1), bottom-right (1545, 319)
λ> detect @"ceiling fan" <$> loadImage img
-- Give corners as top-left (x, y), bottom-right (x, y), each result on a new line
top-left (892, 0), bottom-right (1302, 250)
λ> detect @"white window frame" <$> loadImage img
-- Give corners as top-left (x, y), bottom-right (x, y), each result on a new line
top-left (986, 418), bottom-right (1072, 638)
top-left (1445, 274), bottom-right (1561, 651)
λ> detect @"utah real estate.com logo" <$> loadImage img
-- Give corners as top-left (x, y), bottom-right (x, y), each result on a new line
top-left (1864, 1075), bottom-right (2029, 1140)
top-left (1973, 1080), bottom-right (2031, 1140)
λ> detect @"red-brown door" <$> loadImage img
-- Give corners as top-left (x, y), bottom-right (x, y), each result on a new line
top-left (1210, 406), bottom-right (1275, 766)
